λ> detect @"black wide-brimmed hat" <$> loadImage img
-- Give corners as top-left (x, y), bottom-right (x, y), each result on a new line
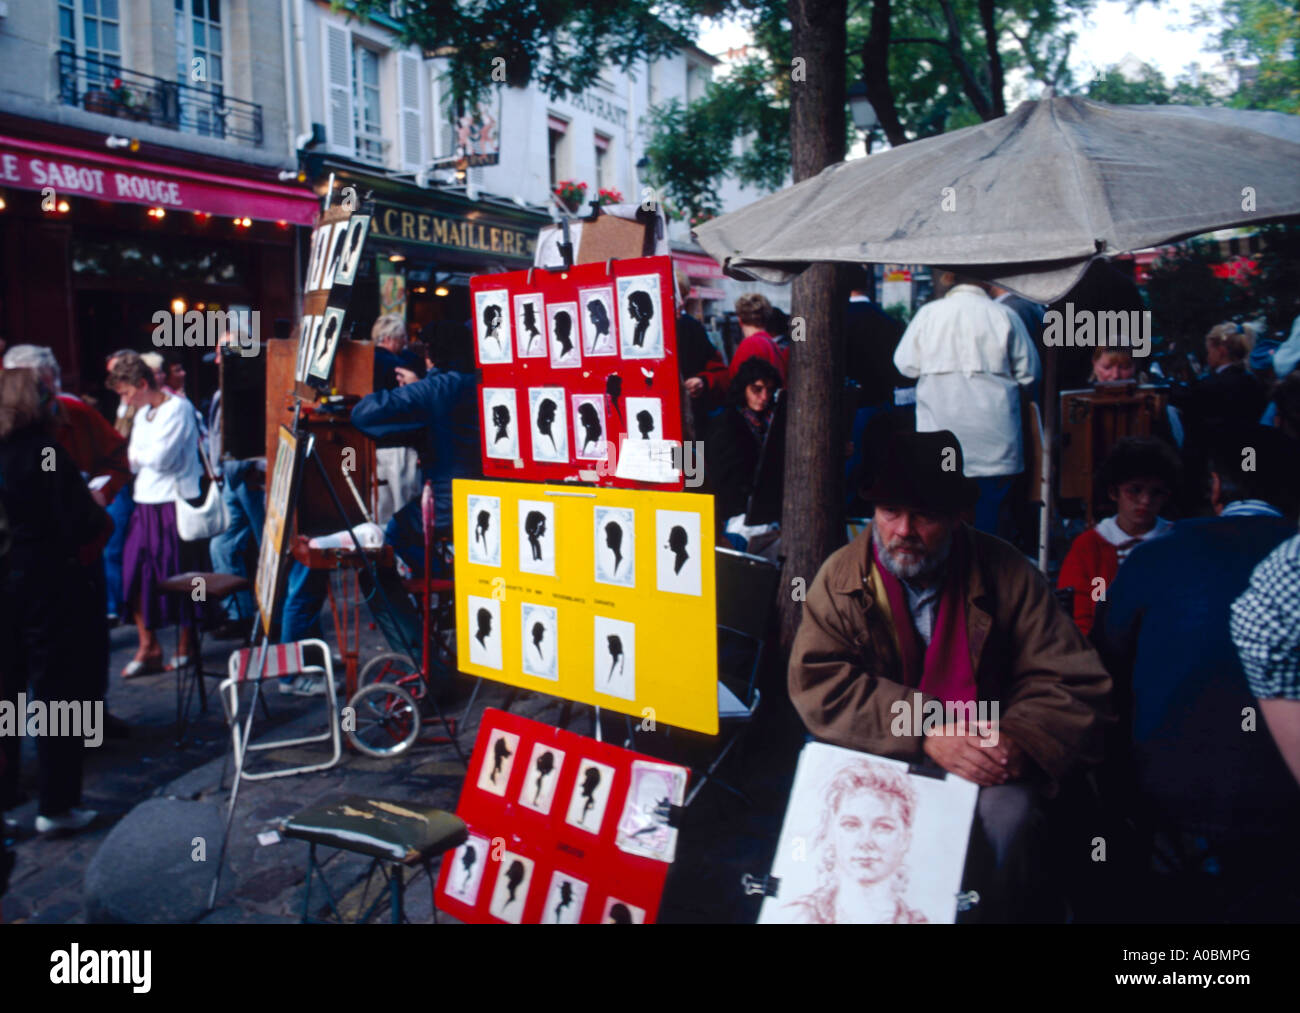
top-left (862, 429), bottom-right (980, 513)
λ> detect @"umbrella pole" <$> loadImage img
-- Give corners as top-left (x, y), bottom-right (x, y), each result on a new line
top-left (1038, 342), bottom-right (1058, 575)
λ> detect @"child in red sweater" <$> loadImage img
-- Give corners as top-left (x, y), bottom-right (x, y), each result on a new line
top-left (1058, 437), bottom-right (1182, 636)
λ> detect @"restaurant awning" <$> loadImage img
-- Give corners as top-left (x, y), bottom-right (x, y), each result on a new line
top-left (0, 134), bottom-right (319, 224)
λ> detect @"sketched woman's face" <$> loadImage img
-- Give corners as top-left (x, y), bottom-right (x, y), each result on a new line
top-left (832, 790), bottom-right (910, 887)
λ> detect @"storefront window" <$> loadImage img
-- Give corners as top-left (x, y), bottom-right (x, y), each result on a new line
top-left (72, 233), bottom-right (247, 287)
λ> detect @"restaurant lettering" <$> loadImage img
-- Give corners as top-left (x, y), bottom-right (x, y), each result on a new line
top-left (566, 92), bottom-right (629, 129)
top-left (373, 206), bottom-right (535, 260)
top-left (1, 152), bottom-right (183, 205)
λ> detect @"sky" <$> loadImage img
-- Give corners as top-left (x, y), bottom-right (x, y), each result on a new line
top-left (696, 0), bottom-right (1225, 85)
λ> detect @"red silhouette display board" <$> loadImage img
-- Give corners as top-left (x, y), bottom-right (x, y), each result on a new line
top-left (435, 709), bottom-right (690, 924)
top-left (470, 255), bottom-right (685, 490)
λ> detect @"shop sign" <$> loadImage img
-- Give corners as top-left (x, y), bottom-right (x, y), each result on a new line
top-left (370, 203), bottom-right (536, 262)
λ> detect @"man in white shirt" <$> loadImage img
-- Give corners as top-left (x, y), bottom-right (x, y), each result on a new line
top-left (894, 271), bottom-right (1041, 538)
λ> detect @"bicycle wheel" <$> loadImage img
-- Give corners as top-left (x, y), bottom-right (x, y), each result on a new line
top-left (346, 682), bottom-right (421, 758)
top-left (358, 651), bottom-right (424, 699)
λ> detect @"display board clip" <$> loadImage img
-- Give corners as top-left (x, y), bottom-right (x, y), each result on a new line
top-left (955, 889), bottom-right (981, 912)
top-left (741, 872), bottom-right (779, 898)
top-left (907, 761), bottom-right (949, 781)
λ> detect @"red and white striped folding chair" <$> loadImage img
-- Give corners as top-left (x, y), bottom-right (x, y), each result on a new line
top-left (219, 639), bottom-right (342, 783)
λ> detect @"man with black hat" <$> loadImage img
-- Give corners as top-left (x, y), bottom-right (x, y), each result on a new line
top-left (1094, 424), bottom-right (1300, 921)
top-left (788, 429), bottom-right (1112, 922)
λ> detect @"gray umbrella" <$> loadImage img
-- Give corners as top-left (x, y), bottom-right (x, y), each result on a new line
top-left (694, 97), bottom-right (1300, 303)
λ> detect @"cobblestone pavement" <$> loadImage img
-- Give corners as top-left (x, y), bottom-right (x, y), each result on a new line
top-left (2, 613), bottom-right (805, 924)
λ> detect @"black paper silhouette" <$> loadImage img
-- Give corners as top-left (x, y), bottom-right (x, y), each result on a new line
top-left (578, 402), bottom-right (603, 454)
top-left (313, 315), bottom-right (340, 373)
top-left (489, 734), bottom-right (513, 784)
top-left (606, 374), bottom-right (624, 423)
top-left (536, 398), bottom-right (558, 453)
top-left (553, 310), bottom-right (574, 358)
top-left (587, 299), bottom-right (611, 344)
top-left (491, 404), bottom-right (511, 443)
top-left (533, 749), bottom-right (555, 804)
top-left (606, 634), bottom-right (624, 683)
top-left (460, 843), bottom-right (477, 890)
top-left (475, 509), bottom-right (490, 551)
top-left (531, 620), bottom-right (546, 660)
top-left (524, 510), bottom-right (547, 561)
top-left (608, 902), bottom-right (633, 924)
top-left (667, 524), bottom-right (689, 575)
top-left (475, 607), bottom-right (493, 648)
top-left (579, 766), bottom-right (602, 823)
top-left (604, 521), bottom-right (624, 574)
top-left (339, 221), bottom-right (365, 277)
top-left (627, 290), bottom-right (654, 348)
top-left (555, 880), bottom-right (574, 922)
top-left (483, 303), bottom-right (503, 351)
top-left (522, 302), bottom-right (540, 352)
top-left (636, 409), bottom-right (654, 440)
top-left (503, 860), bottom-right (525, 908)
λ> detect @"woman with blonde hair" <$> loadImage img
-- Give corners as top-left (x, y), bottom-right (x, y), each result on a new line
top-left (0, 368), bottom-right (111, 832)
top-left (107, 355), bottom-right (203, 676)
top-left (786, 760), bottom-right (928, 924)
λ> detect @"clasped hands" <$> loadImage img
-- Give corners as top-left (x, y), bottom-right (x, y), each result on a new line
top-left (922, 721), bottom-right (1026, 786)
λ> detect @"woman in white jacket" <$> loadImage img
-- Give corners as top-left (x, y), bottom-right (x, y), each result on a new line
top-left (108, 355), bottom-right (203, 676)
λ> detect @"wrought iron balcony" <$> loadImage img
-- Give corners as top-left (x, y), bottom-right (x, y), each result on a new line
top-left (57, 51), bottom-right (263, 146)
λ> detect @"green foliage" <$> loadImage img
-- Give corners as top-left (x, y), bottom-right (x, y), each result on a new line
top-left (883, 302), bottom-right (913, 325)
top-left (346, 0), bottom-right (725, 111)
top-left (1144, 237), bottom-right (1251, 351)
top-left (1085, 61), bottom-right (1221, 105)
top-left (642, 54), bottom-right (791, 221)
top-left (1197, 0), bottom-right (1300, 113)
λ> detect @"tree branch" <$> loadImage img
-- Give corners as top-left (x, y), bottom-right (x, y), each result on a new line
top-left (936, 0), bottom-right (992, 119)
top-left (979, 0), bottom-right (1006, 117)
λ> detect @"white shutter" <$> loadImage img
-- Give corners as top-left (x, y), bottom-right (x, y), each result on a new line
top-left (323, 22), bottom-right (353, 154)
top-left (399, 51), bottom-right (425, 172)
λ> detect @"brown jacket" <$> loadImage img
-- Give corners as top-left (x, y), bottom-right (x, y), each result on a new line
top-left (788, 523), bottom-right (1112, 786)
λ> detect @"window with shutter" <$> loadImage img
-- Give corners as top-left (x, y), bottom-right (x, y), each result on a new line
top-left (399, 51), bottom-right (424, 172)
top-left (323, 22), bottom-right (353, 154)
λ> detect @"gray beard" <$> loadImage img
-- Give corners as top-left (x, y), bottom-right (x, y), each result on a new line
top-left (872, 523), bottom-right (953, 583)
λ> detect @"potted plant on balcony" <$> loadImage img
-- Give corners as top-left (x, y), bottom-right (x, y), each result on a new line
top-left (105, 77), bottom-right (148, 121)
top-left (553, 179), bottom-right (587, 215)
top-left (596, 187), bottom-right (624, 206)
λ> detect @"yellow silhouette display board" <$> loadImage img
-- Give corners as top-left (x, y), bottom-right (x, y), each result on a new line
top-left (453, 479), bottom-right (718, 734)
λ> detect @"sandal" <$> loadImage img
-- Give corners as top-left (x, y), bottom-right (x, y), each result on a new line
top-left (164, 655), bottom-right (191, 672)
top-left (122, 654), bottom-right (165, 678)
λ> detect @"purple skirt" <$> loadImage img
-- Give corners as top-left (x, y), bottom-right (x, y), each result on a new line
top-left (122, 501), bottom-right (204, 630)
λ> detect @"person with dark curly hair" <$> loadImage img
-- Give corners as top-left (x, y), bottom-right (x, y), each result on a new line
top-left (1057, 437), bottom-right (1181, 636)
top-left (705, 355), bottom-right (784, 543)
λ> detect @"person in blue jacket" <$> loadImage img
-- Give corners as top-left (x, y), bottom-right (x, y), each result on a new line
top-left (348, 320), bottom-right (482, 668)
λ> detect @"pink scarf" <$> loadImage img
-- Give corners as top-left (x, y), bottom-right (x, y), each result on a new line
top-left (871, 531), bottom-right (976, 705)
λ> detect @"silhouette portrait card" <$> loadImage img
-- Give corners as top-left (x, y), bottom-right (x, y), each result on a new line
top-left (758, 743), bottom-right (979, 925)
top-left (578, 285), bottom-right (617, 356)
top-left (528, 386), bottom-right (569, 464)
top-left (565, 757), bottom-right (616, 834)
top-left (482, 387), bottom-right (519, 462)
top-left (469, 256), bottom-right (683, 488)
top-left (593, 615), bottom-right (635, 702)
top-left (513, 292), bottom-right (547, 359)
top-left (616, 273), bottom-right (665, 358)
top-left (516, 498), bottom-right (556, 577)
top-left (294, 315), bottom-right (316, 384)
top-left (466, 494), bottom-right (501, 567)
top-left (571, 393), bottom-right (607, 461)
top-left (487, 849), bottom-right (535, 924)
top-left (320, 219), bottom-right (351, 291)
top-left (475, 727), bottom-right (520, 797)
top-left (307, 305), bottom-right (346, 383)
top-left (305, 223), bottom-right (331, 292)
top-left (331, 213), bottom-right (370, 288)
top-left (444, 833), bottom-right (491, 907)
top-left (453, 479), bottom-right (718, 734)
top-left (615, 760), bottom-right (688, 863)
top-left (543, 870), bottom-right (589, 925)
top-left (546, 301), bottom-right (582, 369)
top-left (593, 506), bottom-right (635, 588)
top-left (655, 509), bottom-right (701, 596)
top-left (474, 288), bottom-right (513, 365)
top-left (466, 594), bottom-right (504, 670)
top-left (436, 710), bottom-right (690, 923)
top-left (518, 741), bottom-right (566, 815)
top-left (520, 602), bottom-right (559, 681)
top-left (601, 896), bottom-right (646, 924)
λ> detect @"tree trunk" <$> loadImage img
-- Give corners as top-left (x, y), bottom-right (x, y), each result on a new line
top-left (863, 0), bottom-right (908, 148)
top-left (779, 0), bottom-right (849, 654)
top-left (978, 0), bottom-right (1006, 118)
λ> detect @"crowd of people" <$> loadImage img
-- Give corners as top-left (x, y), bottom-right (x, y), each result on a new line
top-left (1, 256), bottom-right (1298, 926)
